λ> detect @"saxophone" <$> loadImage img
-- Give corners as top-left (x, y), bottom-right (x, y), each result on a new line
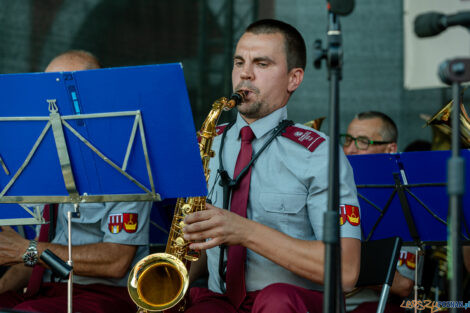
top-left (127, 91), bottom-right (245, 313)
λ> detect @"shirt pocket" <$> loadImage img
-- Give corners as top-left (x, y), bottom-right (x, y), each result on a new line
top-left (259, 192), bottom-right (308, 238)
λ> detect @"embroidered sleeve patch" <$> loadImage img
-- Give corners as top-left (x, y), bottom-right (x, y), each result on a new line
top-left (398, 250), bottom-right (416, 270)
top-left (123, 213), bottom-right (138, 233)
top-left (108, 214), bottom-right (123, 234)
top-left (339, 204), bottom-right (360, 226)
top-left (281, 125), bottom-right (325, 152)
top-left (108, 213), bottom-right (138, 234)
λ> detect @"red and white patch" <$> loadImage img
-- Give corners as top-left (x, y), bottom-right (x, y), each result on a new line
top-left (398, 250), bottom-right (416, 270)
top-left (339, 205), bottom-right (347, 226)
top-left (108, 214), bottom-right (123, 234)
top-left (123, 213), bottom-right (138, 233)
top-left (339, 205), bottom-right (360, 226)
top-left (281, 125), bottom-right (325, 152)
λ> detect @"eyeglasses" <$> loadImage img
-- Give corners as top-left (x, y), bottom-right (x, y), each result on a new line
top-left (340, 134), bottom-right (392, 150)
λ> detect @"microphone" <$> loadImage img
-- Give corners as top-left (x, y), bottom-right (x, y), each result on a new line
top-left (328, 0), bottom-right (355, 16)
top-left (414, 11), bottom-right (470, 38)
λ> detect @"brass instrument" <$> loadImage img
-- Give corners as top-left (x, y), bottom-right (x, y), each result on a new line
top-left (127, 91), bottom-right (245, 313)
top-left (425, 93), bottom-right (470, 150)
top-left (304, 117), bottom-right (326, 131)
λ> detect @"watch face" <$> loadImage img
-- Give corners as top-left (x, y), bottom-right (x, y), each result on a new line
top-left (23, 251), bottom-right (38, 266)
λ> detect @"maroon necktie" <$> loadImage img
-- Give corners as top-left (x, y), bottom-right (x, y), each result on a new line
top-left (25, 204), bottom-right (56, 297)
top-left (226, 126), bottom-right (255, 308)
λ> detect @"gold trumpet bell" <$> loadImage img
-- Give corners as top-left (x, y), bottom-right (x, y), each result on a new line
top-left (425, 98), bottom-right (470, 150)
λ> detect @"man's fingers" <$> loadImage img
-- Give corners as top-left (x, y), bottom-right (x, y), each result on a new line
top-left (205, 203), bottom-right (217, 210)
top-left (189, 238), bottom-right (220, 251)
top-left (184, 204), bottom-right (220, 224)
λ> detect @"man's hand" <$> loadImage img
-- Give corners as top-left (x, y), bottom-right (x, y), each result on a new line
top-left (0, 226), bottom-right (29, 265)
top-left (0, 264), bottom-right (33, 294)
top-left (183, 203), bottom-right (251, 250)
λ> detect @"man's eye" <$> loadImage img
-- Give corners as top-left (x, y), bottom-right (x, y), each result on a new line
top-left (257, 63), bottom-right (268, 68)
top-left (357, 138), bottom-right (370, 145)
top-left (234, 60), bottom-right (243, 67)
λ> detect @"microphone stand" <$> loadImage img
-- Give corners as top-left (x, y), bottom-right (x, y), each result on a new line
top-left (438, 58), bottom-right (470, 313)
top-left (314, 10), bottom-right (344, 313)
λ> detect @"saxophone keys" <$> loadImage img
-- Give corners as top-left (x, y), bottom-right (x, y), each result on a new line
top-left (181, 204), bottom-right (192, 214)
top-left (174, 237), bottom-right (185, 247)
top-left (185, 250), bottom-right (200, 262)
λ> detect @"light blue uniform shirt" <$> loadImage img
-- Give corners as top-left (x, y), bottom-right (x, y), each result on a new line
top-left (43, 201), bottom-right (151, 287)
top-left (206, 106), bottom-right (361, 293)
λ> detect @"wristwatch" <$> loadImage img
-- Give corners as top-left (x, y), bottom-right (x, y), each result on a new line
top-left (22, 240), bottom-right (39, 267)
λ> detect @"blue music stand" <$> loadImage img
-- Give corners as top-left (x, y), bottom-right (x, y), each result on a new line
top-left (348, 150), bottom-right (470, 246)
top-left (0, 63), bottom-right (207, 224)
top-left (0, 63), bottom-right (207, 313)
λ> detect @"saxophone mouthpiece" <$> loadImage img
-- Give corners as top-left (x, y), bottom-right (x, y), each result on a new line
top-left (228, 90), bottom-right (246, 108)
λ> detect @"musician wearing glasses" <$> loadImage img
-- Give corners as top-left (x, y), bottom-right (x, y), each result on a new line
top-left (341, 111), bottom-right (398, 155)
top-left (342, 111), bottom-right (422, 313)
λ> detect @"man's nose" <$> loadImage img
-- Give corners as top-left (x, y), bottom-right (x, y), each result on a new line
top-left (240, 64), bottom-right (254, 80)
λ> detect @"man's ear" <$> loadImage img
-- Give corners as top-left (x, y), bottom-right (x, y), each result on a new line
top-left (287, 68), bottom-right (304, 93)
top-left (386, 142), bottom-right (398, 153)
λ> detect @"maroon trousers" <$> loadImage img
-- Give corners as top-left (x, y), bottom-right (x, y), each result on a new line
top-left (0, 282), bottom-right (136, 313)
top-left (186, 283), bottom-right (324, 313)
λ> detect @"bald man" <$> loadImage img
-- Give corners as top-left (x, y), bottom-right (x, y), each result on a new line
top-left (45, 50), bottom-right (101, 72)
top-left (0, 51), bottom-right (151, 313)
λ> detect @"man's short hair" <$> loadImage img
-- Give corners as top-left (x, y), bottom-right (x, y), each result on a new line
top-left (245, 19), bottom-right (306, 71)
top-left (356, 111), bottom-right (398, 142)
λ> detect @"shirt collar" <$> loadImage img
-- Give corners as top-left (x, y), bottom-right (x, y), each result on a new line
top-left (234, 106), bottom-right (288, 140)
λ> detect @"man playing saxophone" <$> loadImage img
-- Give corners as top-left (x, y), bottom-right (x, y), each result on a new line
top-left (182, 19), bottom-right (361, 313)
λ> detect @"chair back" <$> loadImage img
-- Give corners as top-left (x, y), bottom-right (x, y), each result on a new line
top-left (356, 237), bottom-right (402, 287)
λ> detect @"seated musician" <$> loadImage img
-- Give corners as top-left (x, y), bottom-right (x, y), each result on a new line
top-left (182, 19), bottom-right (361, 313)
top-left (341, 111), bottom-right (423, 313)
top-left (0, 50), bottom-right (151, 313)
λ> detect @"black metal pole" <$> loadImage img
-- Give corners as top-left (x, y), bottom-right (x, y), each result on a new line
top-left (323, 12), bottom-right (343, 313)
top-left (438, 58), bottom-right (470, 313)
top-left (448, 81), bottom-right (463, 313)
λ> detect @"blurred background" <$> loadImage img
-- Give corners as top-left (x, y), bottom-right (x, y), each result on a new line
top-left (0, 0), bottom-right (469, 151)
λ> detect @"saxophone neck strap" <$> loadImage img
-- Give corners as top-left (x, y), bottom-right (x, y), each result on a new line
top-left (217, 119), bottom-right (294, 206)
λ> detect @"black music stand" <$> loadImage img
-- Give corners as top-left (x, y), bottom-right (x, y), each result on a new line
top-left (0, 64), bottom-right (207, 313)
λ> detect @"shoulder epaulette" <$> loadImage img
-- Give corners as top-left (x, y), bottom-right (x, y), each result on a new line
top-left (281, 125), bottom-right (325, 152)
top-left (215, 124), bottom-right (228, 135)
